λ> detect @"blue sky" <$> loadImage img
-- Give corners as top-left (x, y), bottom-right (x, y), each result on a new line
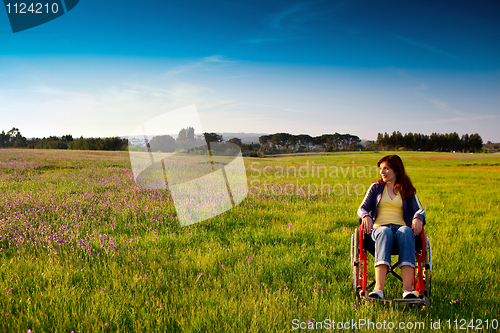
top-left (1, 0), bottom-right (499, 141)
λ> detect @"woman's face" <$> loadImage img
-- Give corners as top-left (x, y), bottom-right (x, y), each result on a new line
top-left (379, 162), bottom-right (397, 183)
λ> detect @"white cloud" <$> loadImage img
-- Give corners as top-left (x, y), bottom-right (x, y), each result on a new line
top-left (203, 55), bottom-right (234, 63)
top-left (246, 37), bottom-right (280, 44)
top-left (271, 4), bottom-right (305, 29)
top-left (162, 55), bottom-right (236, 79)
top-left (392, 34), bottom-right (458, 59)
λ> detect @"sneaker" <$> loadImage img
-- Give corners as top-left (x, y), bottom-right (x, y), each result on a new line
top-left (402, 290), bottom-right (419, 299)
top-left (368, 290), bottom-right (384, 299)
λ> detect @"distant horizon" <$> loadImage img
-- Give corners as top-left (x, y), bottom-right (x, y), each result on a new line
top-left (18, 130), bottom-right (496, 144)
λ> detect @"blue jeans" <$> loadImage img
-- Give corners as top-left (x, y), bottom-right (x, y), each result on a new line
top-left (370, 224), bottom-right (415, 269)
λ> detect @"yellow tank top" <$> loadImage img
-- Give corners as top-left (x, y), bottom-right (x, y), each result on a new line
top-left (374, 185), bottom-right (405, 227)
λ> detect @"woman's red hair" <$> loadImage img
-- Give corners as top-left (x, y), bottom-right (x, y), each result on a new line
top-left (377, 155), bottom-right (416, 200)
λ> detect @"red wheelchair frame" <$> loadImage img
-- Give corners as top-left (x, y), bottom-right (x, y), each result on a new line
top-left (351, 225), bottom-right (431, 306)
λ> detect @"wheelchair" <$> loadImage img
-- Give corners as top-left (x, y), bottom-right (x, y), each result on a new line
top-left (350, 225), bottom-right (432, 306)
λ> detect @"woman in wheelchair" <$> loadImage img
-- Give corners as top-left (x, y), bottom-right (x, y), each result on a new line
top-left (357, 155), bottom-right (425, 300)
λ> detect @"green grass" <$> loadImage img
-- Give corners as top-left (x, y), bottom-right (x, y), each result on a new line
top-left (0, 149), bottom-right (499, 332)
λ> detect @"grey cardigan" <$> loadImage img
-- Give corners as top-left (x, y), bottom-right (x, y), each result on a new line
top-left (357, 181), bottom-right (426, 228)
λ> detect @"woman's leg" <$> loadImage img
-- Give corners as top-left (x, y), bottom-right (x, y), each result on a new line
top-left (401, 265), bottom-right (413, 292)
top-left (374, 264), bottom-right (388, 291)
top-left (395, 226), bottom-right (415, 292)
top-left (371, 226), bottom-right (393, 291)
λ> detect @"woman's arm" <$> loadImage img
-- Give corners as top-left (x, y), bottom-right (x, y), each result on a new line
top-left (410, 194), bottom-right (426, 225)
top-left (357, 183), bottom-right (378, 232)
top-left (412, 218), bottom-right (423, 235)
top-left (409, 194), bottom-right (425, 235)
top-left (361, 215), bottom-right (374, 234)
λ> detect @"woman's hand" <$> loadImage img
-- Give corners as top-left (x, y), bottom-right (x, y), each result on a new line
top-left (361, 215), bottom-right (374, 234)
top-left (412, 218), bottom-right (423, 235)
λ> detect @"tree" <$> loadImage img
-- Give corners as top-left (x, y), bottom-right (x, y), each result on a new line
top-left (296, 134), bottom-right (313, 148)
top-left (6, 127), bottom-right (21, 138)
top-left (149, 135), bottom-right (176, 152)
top-left (288, 136), bottom-right (298, 150)
top-left (259, 135), bottom-right (272, 150)
top-left (448, 132), bottom-right (460, 151)
top-left (313, 135), bottom-right (327, 150)
top-left (227, 137), bottom-right (242, 146)
top-left (0, 131), bottom-right (8, 148)
top-left (342, 134), bottom-right (361, 150)
top-left (331, 133), bottom-right (340, 150)
top-left (102, 137), bottom-right (128, 151)
top-left (392, 131), bottom-right (403, 149)
top-left (469, 133), bottom-right (483, 152)
top-left (322, 134), bottom-right (334, 149)
top-left (203, 132), bottom-right (223, 143)
top-left (403, 132), bottom-right (415, 150)
top-left (187, 127), bottom-right (195, 141)
top-left (176, 127), bottom-right (197, 150)
top-left (461, 134), bottom-right (470, 152)
top-left (271, 133), bottom-right (292, 150)
top-left (6, 127), bottom-right (27, 148)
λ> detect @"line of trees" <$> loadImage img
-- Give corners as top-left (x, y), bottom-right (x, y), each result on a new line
top-left (132, 128), bottom-right (226, 153)
top-left (259, 133), bottom-right (362, 152)
top-left (1, 127), bottom-right (246, 153)
top-left (0, 128), bottom-right (27, 148)
top-left (376, 131), bottom-right (483, 152)
top-left (147, 130), bottom-right (262, 156)
top-left (0, 127), bottom-right (488, 154)
top-left (0, 127), bottom-right (128, 150)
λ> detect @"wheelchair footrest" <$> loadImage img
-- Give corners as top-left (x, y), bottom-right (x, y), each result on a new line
top-left (392, 298), bottom-right (427, 305)
top-left (364, 296), bottom-right (392, 304)
top-left (362, 296), bottom-right (429, 306)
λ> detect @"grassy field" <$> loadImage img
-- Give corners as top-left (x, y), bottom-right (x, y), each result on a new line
top-left (0, 149), bottom-right (499, 332)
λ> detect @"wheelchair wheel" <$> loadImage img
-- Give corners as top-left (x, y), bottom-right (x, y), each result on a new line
top-left (424, 236), bottom-right (432, 297)
top-left (351, 228), bottom-right (360, 290)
